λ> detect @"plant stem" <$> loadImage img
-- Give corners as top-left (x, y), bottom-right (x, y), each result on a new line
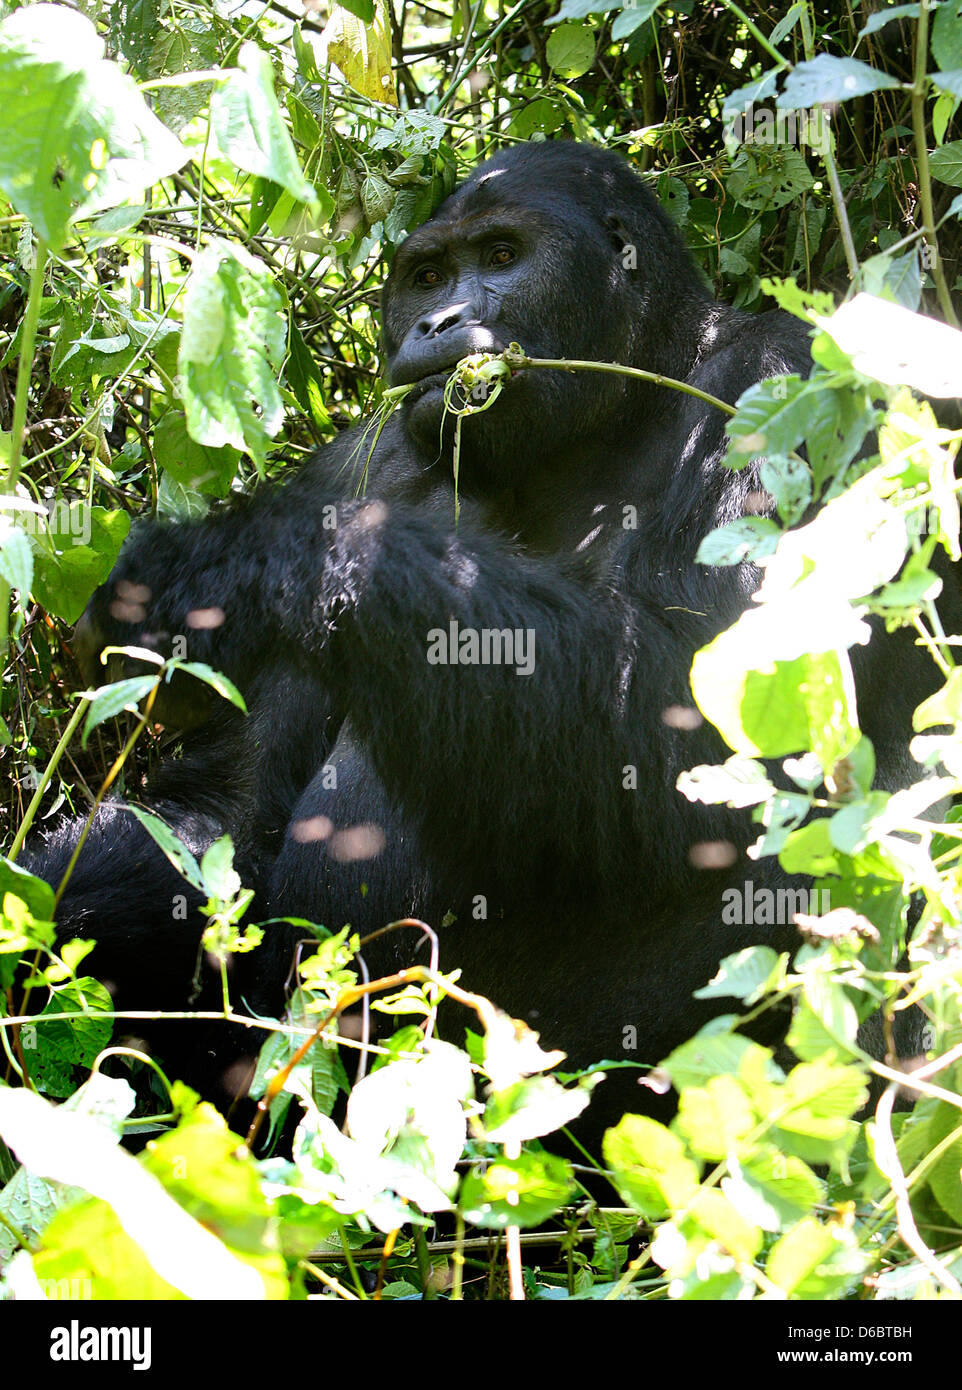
top-left (8, 696), bottom-right (90, 860)
top-left (911, 0), bottom-right (960, 327)
top-left (1, 239), bottom-right (49, 656)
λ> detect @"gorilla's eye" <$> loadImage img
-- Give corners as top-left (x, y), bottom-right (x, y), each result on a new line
top-left (489, 245), bottom-right (515, 267)
top-left (415, 265), bottom-right (443, 288)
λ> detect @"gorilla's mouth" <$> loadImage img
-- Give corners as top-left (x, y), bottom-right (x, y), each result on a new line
top-left (404, 363), bottom-right (515, 411)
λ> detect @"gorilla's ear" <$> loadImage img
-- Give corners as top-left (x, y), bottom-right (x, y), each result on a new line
top-left (604, 214), bottom-right (632, 252)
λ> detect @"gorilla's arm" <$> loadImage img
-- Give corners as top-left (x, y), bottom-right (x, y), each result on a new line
top-left (92, 482), bottom-right (735, 893)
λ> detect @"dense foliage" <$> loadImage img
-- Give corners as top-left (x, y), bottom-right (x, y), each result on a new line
top-left (1, 0), bottom-right (962, 1303)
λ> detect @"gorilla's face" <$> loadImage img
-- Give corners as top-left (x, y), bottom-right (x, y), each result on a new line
top-left (381, 147), bottom-right (646, 482)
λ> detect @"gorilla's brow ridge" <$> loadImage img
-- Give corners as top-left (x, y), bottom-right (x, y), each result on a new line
top-left (394, 211), bottom-right (545, 273)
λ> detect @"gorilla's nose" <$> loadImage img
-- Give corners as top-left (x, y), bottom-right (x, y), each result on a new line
top-left (416, 301), bottom-right (477, 340)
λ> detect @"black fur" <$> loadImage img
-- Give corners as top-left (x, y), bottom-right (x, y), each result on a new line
top-left (24, 143), bottom-right (945, 1137)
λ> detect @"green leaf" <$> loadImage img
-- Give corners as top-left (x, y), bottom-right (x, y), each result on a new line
top-left (932, 1), bottom-right (962, 72)
top-left (0, 527), bottom-right (34, 600)
top-left (673, 1075), bottom-right (757, 1160)
top-left (338, 0), bottom-right (377, 21)
top-left (149, 21), bottom-right (218, 133)
top-left (859, 3), bottom-right (919, 36)
top-left (459, 1151), bottom-right (574, 1229)
top-left (0, 1087), bottom-right (270, 1298)
top-left (153, 410), bottom-right (240, 498)
top-left (546, 24), bottom-right (595, 78)
top-left (767, 1215), bottom-right (865, 1297)
top-left (126, 805), bottom-right (205, 892)
top-left (611, 4), bottom-right (659, 40)
top-left (287, 321), bottom-right (334, 432)
top-left (664, 1031), bottom-right (780, 1092)
top-left (691, 637), bottom-right (860, 770)
top-left (770, 1059), bottom-right (866, 1165)
top-left (482, 1075), bottom-right (591, 1143)
top-left (210, 44), bottom-right (315, 206)
top-left (0, 861), bottom-right (55, 922)
top-left (0, 4), bottom-right (186, 252)
top-left (602, 1114), bottom-right (700, 1219)
top-left (786, 983), bottom-right (859, 1063)
top-left (179, 240), bottom-right (286, 470)
top-left (760, 453), bottom-right (812, 525)
top-left (173, 662), bottom-right (247, 713)
top-left (688, 1188), bottom-right (762, 1261)
top-left (31, 506), bottom-right (130, 624)
top-left (930, 69), bottom-right (962, 100)
top-left (33, 1197), bottom-right (186, 1300)
top-left (779, 54), bottom-right (900, 108)
top-left (143, 1105), bottom-right (280, 1261)
top-left (22, 978), bottom-right (113, 1098)
top-left (926, 1100), bottom-right (962, 1224)
top-left (724, 1149), bottom-right (824, 1230)
top-left (727, 376), bottom-right (825, 460)
top-left (548, 0), bottom-right (621, 20)
top-left (726, 146), bottom-right (814, 211)
top-left (694, 946), bottom-right (783, 1004)
top-left (695, 516), bottom-right (781, 566)
top-left (199, 836), bottom-right (241, 902)
top-left (677, 756), bottom-right (774, 808)
top-left (929, 139), bottom-right (962, 187)
top-left (81, 674), bottom-right (159, 746)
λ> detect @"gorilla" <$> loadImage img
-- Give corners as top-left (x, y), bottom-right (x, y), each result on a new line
top-left (22, 141), bottom-right (943, 1141)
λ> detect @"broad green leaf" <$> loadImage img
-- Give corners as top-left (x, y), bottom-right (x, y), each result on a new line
top-left (695, 516), bottom-right (781, 566)
top-left (0, 526), bottom-right (33, 600)
top-left (727, 376), bottom-right (826, 459)
top-left (31, 505), bottom-right (130, 624)
top-left (611, 4), bottom-right (659, 40)
top-left (546, 25), bottom-right (595, 78)
top-left (153, 410), bottom-right (240, 498)
top-left (926, 1101), bottom-right (962, 1224)
top-left (933, 1), bottom-right (962, 72)
top-left (726, 146), bottom-right (814, 211)
top-left (149, 21), bottom-right (217, 133)
top-left (603, 1114), bottom-right (700, 1218)
top-left (691, 636), bottom-right (860, 770)
top-left (779, 54), bottom-right (900, 107)
top-left (723, 1149), bottom-right (824, 1230)
top-left (673, 1074), bottom-right (757, 1160)
top-left (817, 294), bottom-right (962, 396)
top-left (325, 0), bottom-right (397, 105)
top-left (0, 861), bottom-right (55, 922)
top-left (210, 44), bottom-right (315, 206)
top-left (688, 1188), bottom-right (762, 1262)
top-left (760, 453), bottom-right (812, 524)
top-left (677, 756), bottom-right (774, 808)
top-left (179, 240), bottom-right (286, 470)
top-left (548, 0), bottom-right (622, 20)
top-left (0, 1087), bottom-right (269, 1299)
top-left (859, 4), bottom-right (919, 37)
top-left (31, 1197), bottom-right (186, 1300)
top-left (694, 947), bottom-right (783, 1005)
top-left (664, 1031), bottom-right (780, 1092)
top-left (21, 978), bottom-right (113, 1098)
top-left (173, 661), bottom-right (247, 712)
top-left (0, 4), bottom-right (186, 251)
top-left (767, 1216), bottom-right (865, 1297)
top-left (482, 1075), bottom-right (591, 1143)
top-left (459, 1151), bottom-right (574, 1229)
top-left (199, 837), bottom-right (241, 902)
